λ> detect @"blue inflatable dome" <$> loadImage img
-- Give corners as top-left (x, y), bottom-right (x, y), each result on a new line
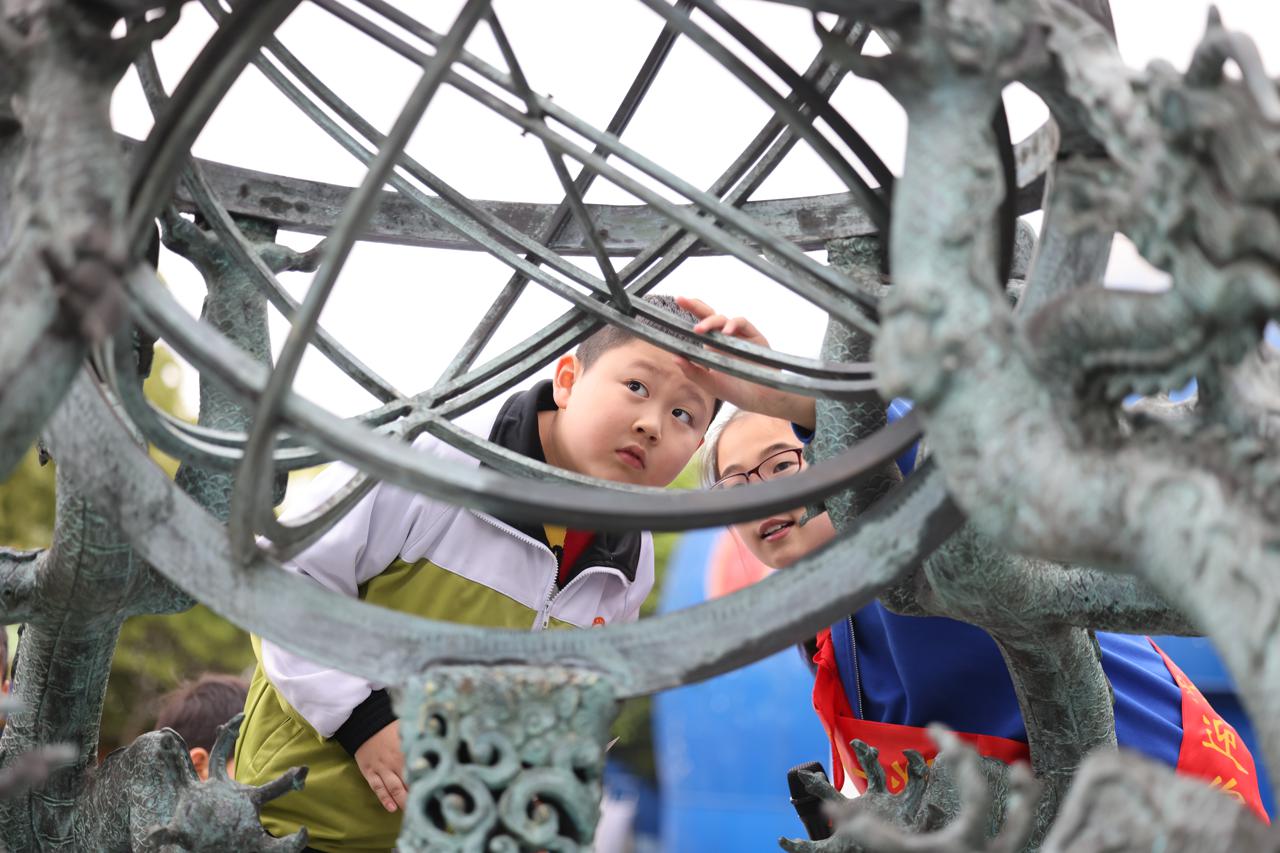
top-left (653, 529), bottom-right (830, 851)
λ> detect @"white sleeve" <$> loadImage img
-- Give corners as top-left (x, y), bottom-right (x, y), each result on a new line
top-left (618, 533), bottom-right (656, 624)
top-left (258, 439), bottom-right (453, 737)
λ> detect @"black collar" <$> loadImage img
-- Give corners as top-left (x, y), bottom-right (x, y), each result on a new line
top-left (486, 381), bottom-right (642, 583)
top-left (488, 380), bottom-right (557, 466)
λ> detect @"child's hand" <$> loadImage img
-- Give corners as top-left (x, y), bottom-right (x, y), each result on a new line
top-left (674, 296), bottom-right (816, 429)
top-left (354, 721), bottom-right (407, 812)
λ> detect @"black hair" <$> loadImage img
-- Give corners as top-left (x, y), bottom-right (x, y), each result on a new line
top-left (154, 673), bottom-right (250, 752)
top-left (575, 294), bottom-right (724, 421)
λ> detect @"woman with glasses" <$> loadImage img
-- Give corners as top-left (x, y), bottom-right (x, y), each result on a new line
top-left (677, 297), bottom-right (1269, 819)
top-left (703, 413), bottom-right (832, 573)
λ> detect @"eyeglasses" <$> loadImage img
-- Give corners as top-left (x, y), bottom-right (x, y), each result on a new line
top-left (711, 447), bottom-right (804, 490)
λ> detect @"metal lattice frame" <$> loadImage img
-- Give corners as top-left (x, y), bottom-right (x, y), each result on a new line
top-left (3, 0), bottom-right (1278, 849)
top-left (97, 0), bottom-right (997, 697)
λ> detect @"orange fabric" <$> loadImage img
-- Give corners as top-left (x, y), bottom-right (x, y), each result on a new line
top-left (1148, 638), bottom-right (1269, 823)
top-left (706, 531), bottom-right (771, 599)
top-left (811, 628), bottom-right (1029, 792)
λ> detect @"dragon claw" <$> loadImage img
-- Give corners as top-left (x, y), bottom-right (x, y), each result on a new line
top-left (251, 765), bottom-right (308, 806)
top-left (207, 713), bottom-right (243, 783)
top-left (850, 739), bottom-right (887, 794)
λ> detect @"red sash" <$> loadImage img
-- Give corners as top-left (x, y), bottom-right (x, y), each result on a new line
top-left (1148, 638), bottom-right (1269, 822)
top-left (811, 630), bottom-right (1270, 823)
top-left (810, 628), bottom-right (1029, 792)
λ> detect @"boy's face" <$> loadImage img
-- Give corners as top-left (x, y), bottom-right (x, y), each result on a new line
top-left (545, 339), bottom-right (715, 488)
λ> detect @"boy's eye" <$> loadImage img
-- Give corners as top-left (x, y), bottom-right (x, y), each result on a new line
top-left (673, 408), bottom-right (694, 426)
top-left (625, 379), bottom-right (649, 397)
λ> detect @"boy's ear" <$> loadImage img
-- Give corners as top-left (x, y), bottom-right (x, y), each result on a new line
top-left (189, 747), bottom-right (210, 781)
top-left (551, 354), bottom-right (581, 409)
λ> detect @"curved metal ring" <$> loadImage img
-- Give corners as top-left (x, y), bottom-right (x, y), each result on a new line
top-left (126, 265), bottom-right (917, 532)
top-left (52, 370), bottom-right (963, 698)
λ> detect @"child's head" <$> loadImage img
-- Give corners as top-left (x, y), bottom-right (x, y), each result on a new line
top-left (541, 295), bottom-right (722, 488)
top-left (154, 673), bottom-right (250, 781)
top-left (702, 410), bottom-right (835, 569)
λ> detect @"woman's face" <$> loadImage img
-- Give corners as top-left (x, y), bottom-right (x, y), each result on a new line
top-left (715, 414), bottom-right (837, 569)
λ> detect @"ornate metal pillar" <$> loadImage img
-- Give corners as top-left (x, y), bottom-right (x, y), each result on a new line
top-left (396, 667), bottom-right (617, 852)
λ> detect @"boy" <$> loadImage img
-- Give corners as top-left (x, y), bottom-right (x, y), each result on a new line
top-left (234, 295), bottom-right (721, 852)
top-left (154, 673), bottom-right (250, 781)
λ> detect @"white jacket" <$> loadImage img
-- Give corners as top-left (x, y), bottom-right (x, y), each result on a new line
top-left (260, 383), bottom-right (655, 737)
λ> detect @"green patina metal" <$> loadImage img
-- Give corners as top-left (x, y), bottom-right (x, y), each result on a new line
top-left (396, 667), bottom-right (617, 852)
top-left (0, 0), bottom-right (1278, 850)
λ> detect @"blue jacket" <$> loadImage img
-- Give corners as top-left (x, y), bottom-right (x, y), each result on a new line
top-left (817, 399), bottom-right (1182, 767)
top-left (828, 607), bottom-right (1182, 767)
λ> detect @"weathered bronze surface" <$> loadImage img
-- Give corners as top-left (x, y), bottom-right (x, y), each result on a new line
top-left (0, 0), bottom-right (1277, 850)
top-left (395, 667), bottom-right (617, 852)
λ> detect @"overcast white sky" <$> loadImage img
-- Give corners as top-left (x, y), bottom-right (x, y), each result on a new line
top-left (111, 1), bottom-right (1280, 421)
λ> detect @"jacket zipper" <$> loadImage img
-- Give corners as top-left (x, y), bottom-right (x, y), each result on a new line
top-left (469, 512), bottom-right (557, 631)
top-left (538, 565), bottom-right (627, 630)
top-left (469, 512), bottom-right (626, 631)
top-left (846, 615), bottom-right (865, 719)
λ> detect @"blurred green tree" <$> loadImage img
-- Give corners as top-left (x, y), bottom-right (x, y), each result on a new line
top-left (0, 446), bottom-right (56, 552)
top-left (105, 347), bottom-right (256, 751)
top-left (0, 347), bottom-right (256, 752)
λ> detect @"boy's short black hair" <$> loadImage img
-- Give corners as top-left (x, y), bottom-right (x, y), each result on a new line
top-left (575, 294), bottom-right (724, 420)
top-left (154, 673), bottom-right (250, 752)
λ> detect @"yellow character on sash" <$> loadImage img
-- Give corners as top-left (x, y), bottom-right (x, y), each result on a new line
top-left (1210, 775), bottom-right (1247, 805)
top-left (1202, 715), bottom-right (1247, 774)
